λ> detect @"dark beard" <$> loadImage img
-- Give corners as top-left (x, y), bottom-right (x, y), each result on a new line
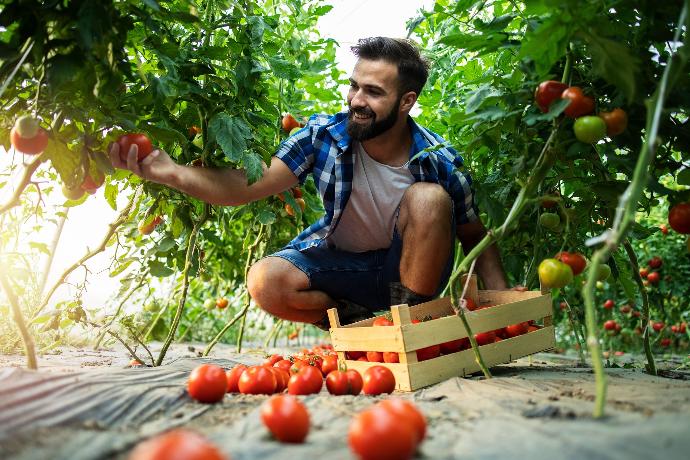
top-left (346, 101), bottom-right (400, 141)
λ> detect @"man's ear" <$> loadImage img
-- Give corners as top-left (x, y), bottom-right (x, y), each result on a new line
top-left (399, 91), bottom-right (418, 113)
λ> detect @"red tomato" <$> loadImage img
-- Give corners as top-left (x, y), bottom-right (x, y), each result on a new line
top-left (10, 126), bottom-right (49, 155)
top-left (669, 203), bottom-right (690, 234)
top-left (619, 305), bottom-right (632, 314)
top-left (652, 321), bottom-right (665, 332)
top-left (225, 364), bottom-right (247, 393)
top-left (647, 271), bottom-right (660, 284)
top-left (504, 322), bottom-right (529, 338)
top-left (289, 359), bottom-right (309, 374)
top-left (263, 354), bottom-right (283, 367)
top-left (377, 399), bottom-right (427, 443)
top-left (474, 330), bottom-right (496, 346)
top-left (463, 298), bottom-right (478, 311)
top-left (440, 337), bottom-right (469, 354)
top-left (117, 133), bottom-right (153, 162)
top-left (348, 404), bottom-right (417, 460)
top-left (659, 224), bottom-right (669, 235)
top-left (362, 365), bottom-right (396, 395)
top-left (648, 256), bottom-right (663, 269)
top-left (554, 251), bottom-right (587, 276)
top-left (128, 429), bottom-right (225, 460)
top-left (639, 267), bottom-right (649, 278)
top-left (215, 297), bottom-right (228, 309)
top-left (527, 325), bottom-right (541, 332)
top-left (187, 364), bottom-right (228, 403)
top-left (603, 299), bottom-right (615, 310)
top-left (660, 338), bottom-right (672, 347)
top-left (238, 365), bottom-right (277, 395)
top-left (373, 316), bottom-right (394, 326)
top-left (274, 359), bottom-right (293, 373)
top-left (260, 395), bottom-right (310, 443)
top-left (382, 352), bottom-right (400, 363)
top-left (326, 369), bottom-right (363, 396)
top-left (287, 366), bottom-right (323, 395)
top-left (81, 170), bottom-right (105, 193)
top-left (603, 320), bottom-right (617, 331)
top-left (561, 87), bottom-right (595, 118)
top-left (345, 351), bottom-right (365, 360)
top-left (366, 351), bottom-right (384, 362)
top-left (416, 345), bottom-right (440, 361)
top-left (272, 367), bottom-right (290, 393)
top-left (534, 80), bottom-right (569, 113)
top-left (321, 355), bottom-right (338, 376)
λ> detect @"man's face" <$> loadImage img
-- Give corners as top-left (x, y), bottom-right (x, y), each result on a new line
top-left (346, 59), bottom-right (402, 141)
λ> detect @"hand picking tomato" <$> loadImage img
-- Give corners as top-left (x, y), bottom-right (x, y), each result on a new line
top-left (117, 133), bottom-right (153, 162)
top-left (534, 80), bottom-right (569, 113)
top-left (668, 202), bottom-right (690, 234)
top-left (260, 395), bottom-right (310, 443)
top-left (561, 86), bottom-right (595, 118)
top-left (187, 364), bottom-right (228, 403)
top-left (287, 365), bottom-right (323, 395)
top-left (554, 251), bottom-right (587, 276)
top-left (538, 258), bottom-right (573, 289)
top-left (348, 404), bottom-right (417, 460)
top-left (362, 365), bottom-right (395, 395)
top-left (598, 108), bottom-right (628, 136)
top-left (238, 365), bottom-right (277, 395)
top-left (128, 429), bottom-right (225, 460)
top-left (225, 364), bottom-right (247, 393)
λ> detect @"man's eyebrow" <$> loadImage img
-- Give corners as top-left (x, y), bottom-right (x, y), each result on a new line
top-left (348, 78), bottom-right (386, 92)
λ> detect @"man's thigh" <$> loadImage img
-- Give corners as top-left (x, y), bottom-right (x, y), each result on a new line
top-left (270, 246), bottom-right (388, 310)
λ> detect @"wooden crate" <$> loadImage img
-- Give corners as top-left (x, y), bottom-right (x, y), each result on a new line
top-left (327, 276), bottom-right (554, 391)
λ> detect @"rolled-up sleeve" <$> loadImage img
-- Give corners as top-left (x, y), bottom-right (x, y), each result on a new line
top-left (275, 127), bottom-right (315, 184)
top-left (449, 168), bottom-right (479, 224)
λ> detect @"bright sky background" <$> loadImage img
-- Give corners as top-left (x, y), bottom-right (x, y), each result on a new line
top-left (1, 0), bottom-right (435, 312)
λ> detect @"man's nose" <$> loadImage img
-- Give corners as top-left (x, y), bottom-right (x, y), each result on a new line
top-left (349, 89), bottom-right (366, 108)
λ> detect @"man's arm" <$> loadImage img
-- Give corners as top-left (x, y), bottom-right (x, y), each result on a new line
top-left (456, 221), bottom-right (509, 290)
top-left (110, 142), bottom-right (298, 206)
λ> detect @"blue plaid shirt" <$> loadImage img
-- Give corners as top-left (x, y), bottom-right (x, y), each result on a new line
top-left (276, 111), bottom-right (479, 251)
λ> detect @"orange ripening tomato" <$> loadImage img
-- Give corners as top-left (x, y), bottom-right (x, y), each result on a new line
top-left (281, 113), bottom-right (301, 132)
top-left (598, 108), bottom-right (628, 136)
top-left (285, 197), bottom-right (306, 217)
top-left (10, 126), bottom-right (49, 155)
top-left (215, 297), bottom-right (229, 309)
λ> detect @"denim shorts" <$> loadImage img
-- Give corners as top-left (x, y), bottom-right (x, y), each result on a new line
top-left (270, 219), bottom-right (455, 312)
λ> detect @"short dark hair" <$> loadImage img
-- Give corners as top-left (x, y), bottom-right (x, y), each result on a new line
top-left (350, 37), bottom-right (430, 96)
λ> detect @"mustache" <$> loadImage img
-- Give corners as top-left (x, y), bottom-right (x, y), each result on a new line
top-left (349, 107), bottom-right (375, 117)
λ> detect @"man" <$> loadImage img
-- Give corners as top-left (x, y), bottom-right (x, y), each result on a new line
top-left (110, 37), bottom-right (508, 330)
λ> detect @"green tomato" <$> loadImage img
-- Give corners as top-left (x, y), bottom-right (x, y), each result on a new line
top-left (203, 298), bottom-right (215, 310)
top-left (573, 116), bottom-right (607, 144)
top-left (538, 258), bottom-right (573, 289)
top-left (596, 280), bottom-right (605, 290)
top-left (192, 134), bottom-right (203, 149)
top-left (539, 212), bottom-right (561, 230)
top-left (595, 263), bottom-right (611, 281)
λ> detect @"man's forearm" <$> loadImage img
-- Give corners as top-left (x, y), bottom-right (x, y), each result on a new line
top-left (475, 242), bottom-right (509, 290)
top-left (167, 163), bottom-right (258, 206)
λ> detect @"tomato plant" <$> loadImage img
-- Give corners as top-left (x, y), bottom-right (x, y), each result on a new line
top-left (260, 395), bottom-right (310, 443)
top-left (187, 364), bottom-right (227, 403)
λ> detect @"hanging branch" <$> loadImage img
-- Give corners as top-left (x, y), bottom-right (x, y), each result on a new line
top-left (32, 188), bottom-right (141, 319)
top-left (561, 298), bottom-right (587, 365)
top-left (0, 271), bottom-right (37, 369)
top-left (203, 224), bottom-right (266, 356)
top-left (0, 155), bottom-right (44, 215)
top-left (581, 4), bottom-right (687, 418)
top-left (156, 203), bottom-right (210, 366)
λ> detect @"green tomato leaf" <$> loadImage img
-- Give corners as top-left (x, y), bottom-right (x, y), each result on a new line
top-left (209, 113), bottom-right (251, 162)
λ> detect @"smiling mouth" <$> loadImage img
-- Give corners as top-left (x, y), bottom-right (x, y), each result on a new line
top-left (351, 111), bottom-right (373, 122)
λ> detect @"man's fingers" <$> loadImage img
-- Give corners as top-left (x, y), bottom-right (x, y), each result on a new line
top-left (127, 144), bottom-right (140, 174)
top-left (140, 149), bottom-right (160, 166)
top-left (109, 142), bottom-right (123, 168)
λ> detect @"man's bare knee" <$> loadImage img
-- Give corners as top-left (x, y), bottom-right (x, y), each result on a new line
top-left (247, 257), bottom-right (307, 313)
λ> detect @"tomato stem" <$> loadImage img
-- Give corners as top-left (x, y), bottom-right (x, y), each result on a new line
top-left (0, 271), bottom-right (37, 370)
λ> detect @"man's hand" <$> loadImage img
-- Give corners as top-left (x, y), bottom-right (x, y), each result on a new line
top-left (109, 142), bottom-right (179, 187)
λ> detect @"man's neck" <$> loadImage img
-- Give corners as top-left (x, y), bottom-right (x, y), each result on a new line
top-left (360, 117), bottom-right (412, 167)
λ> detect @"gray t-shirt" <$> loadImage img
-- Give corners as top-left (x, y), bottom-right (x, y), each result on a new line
top-left (327, 142), bottom-right (415, 252)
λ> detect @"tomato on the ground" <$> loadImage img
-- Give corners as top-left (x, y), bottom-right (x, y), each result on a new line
top-left (226, 364), bottom-right (247, 393)
top-left (326, 369), bottom-right (363, 396)
top-left (377, 399), bottom-right (427, 444)
top-left (188, 364), bottom-right (228, 403)
top-left (128, 429), bottom-right (225, 460)
top-left (260, 395), bottom-right (310, 443)
top-left (320, 355), bottom-right (338, 376)
top-left (263, 354), bottom-right (283, 367)
top-left (287, 365), bottom-right (323, 395)
top-left (348, 404), bottom-right (417, 460)
top-left (238, 365), bottom-right (277, 395)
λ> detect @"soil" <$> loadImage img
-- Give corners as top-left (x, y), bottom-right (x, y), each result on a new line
top-left (1, 344), bottom-right (689, 460)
